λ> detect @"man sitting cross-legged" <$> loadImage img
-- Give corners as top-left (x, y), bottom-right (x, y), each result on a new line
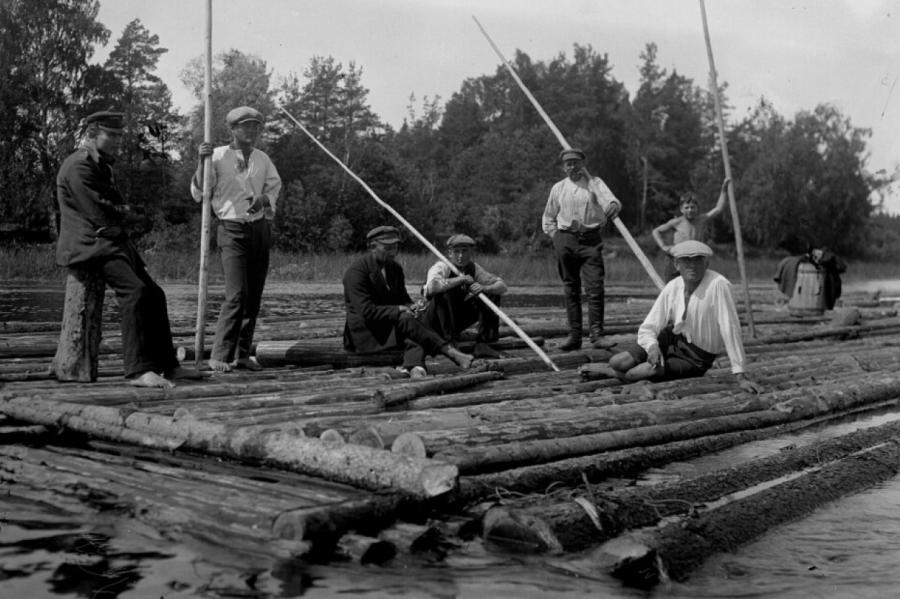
top-left (598, 240), bottom-right (762, 393)
top-left (420, 234), bottom-right (508, 359)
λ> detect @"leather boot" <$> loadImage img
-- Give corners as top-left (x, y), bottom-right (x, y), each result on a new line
top-left (559, 331), bottom-right (582, 351)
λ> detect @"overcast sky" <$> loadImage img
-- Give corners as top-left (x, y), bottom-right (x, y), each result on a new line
top-left (94, 0), bottom-right (900, 213)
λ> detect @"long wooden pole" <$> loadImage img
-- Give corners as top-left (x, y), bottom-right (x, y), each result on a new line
top-left (194, 0), bottom-right (214, 367)
top-left (279, 107), bottom-right (560, 372)
top-left (698, 0), bottom-right (756, 337)
top-left (472, 16), bottom-right (665, 291)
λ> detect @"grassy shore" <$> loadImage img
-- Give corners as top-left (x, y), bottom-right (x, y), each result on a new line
top-left (1, 242), bottom-right (896, 286)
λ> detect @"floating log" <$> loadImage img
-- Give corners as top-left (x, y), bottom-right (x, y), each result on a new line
top-left (51, 267), bottom-right (105, 382)
top-left (482, 417), bottom-right (900, 553)
top-left (606, 439), bottom-right (900, 587)
top-left (0, 396), bottom-right (458, 498)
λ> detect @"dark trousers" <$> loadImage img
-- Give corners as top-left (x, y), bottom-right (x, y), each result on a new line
top-left (98, 254), bottom-right (178, 378)
top-left (623, 325), bottom-right (716, 380)
top-left (213, 219), bottom-right (271, 362)
top-left (423, 290), bottom-right (500, 343)
top-left (397, 313), bottom-right (447, 370)
top-left (553, 230), bottom-right (605, 335)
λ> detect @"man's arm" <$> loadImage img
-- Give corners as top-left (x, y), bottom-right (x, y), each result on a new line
top-left (255, 153), bottom-right (282, 217)
top-left (423, 262), bottom-right (473, 298)
top-left (712, 278), bottom-right (761, 392)
top-left (541, 183), bottom-right (561, 237)
top-left (586, 174), bottom-right (622, 220)
top-left (343, 264), bottom-right (402, 323)
top-left (468, 263), bottom-right (508, 297)
top-left (190, 143), bottom-right (215, 204)
top-left (705, 177), bottom-right (731, 219)
top-left (652, 218), bottom-right (679, 253)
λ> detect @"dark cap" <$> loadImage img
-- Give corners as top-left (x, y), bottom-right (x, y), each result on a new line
top-left (85, 111), bottom-right (125, 131)
top-left (446, 234), bottom-right (476, 248)
top-left (559, 148), bottom-right (586, 162)
top-left (226, 106), bottom-right (263, 127)
top-left (367, 225), bottom-right (400, 244)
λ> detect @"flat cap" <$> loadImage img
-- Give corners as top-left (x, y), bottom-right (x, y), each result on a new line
top-left (446, 234), bottom-right (476, 248)
top-left (85, 111), bottom-right (125, 130)
top-left (559, 148), bottom-right (586, 162)
top-left (671, 240), bottom-right (713, 259)
top-left (226, 106), bottom-right (263, 127)
top-left (367, 225), bottom-right (400, 244)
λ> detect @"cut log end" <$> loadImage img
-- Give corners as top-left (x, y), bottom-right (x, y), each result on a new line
top-left (319, 429), bottom-right (345, 447)
top-left (390, 432), bottom-right (427, 459)
top-left (348, 426), bottom-right (384, 449)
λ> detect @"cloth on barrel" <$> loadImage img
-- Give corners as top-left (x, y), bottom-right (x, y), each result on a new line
top-left (773, 250), bottom-right (846, 310)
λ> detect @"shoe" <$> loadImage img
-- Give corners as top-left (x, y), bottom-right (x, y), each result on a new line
top-left (590, 336), bottom-right (616, 350)
top-left (473, 342), bottom-right (501, 359)
top-left (559, 332), bottom-right (582, 351)
top-left (409, 366), bottom-right (428, 379)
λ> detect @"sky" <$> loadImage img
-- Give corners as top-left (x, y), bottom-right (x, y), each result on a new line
top-left (94, 0), bottom-right (900, 213)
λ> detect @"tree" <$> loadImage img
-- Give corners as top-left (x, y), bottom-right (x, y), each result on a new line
top-left (0, 0), bottom-right (109, 236)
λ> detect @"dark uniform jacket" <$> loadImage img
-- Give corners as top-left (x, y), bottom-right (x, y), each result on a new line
top-left (56, 145), bottom-right (133, 267)
top-left (343, 253), bottom-right (413, 353)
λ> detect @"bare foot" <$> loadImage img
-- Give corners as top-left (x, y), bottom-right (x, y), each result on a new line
top-left (232, 357), bottom-right (263, 371)
top-left (167, 366), bottom-right (207, 380)
top-left (445, 346), bottom-right (474, 369)
top-left (208, 359), bottom-right (233, 373)
top-left (129, 371), bottom-right (175, 389)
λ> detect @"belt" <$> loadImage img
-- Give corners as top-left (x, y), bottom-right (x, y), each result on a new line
top-left (559, 228), bottom-right (602, 240)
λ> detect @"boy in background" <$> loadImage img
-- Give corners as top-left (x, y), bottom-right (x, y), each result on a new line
top-left (652, 177), bottom-right (730, 281)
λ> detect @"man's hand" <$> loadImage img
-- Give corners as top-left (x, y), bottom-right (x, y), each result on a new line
top-left (722, 177), bottom-right (732, 192)
top-left (247, 195), bottom-right (270, 215)
top-left (398, 305), bottom-right (412, 315)
top-left (468, 282), bottom-right (485, 296)
top-left (646, 345), bottom-right (663, 369)
top-left (198, 142), bottom-right (213, 159)
top-left (604, 201), bottom-right (621, 221)
top-left (456, 274), bottom-right (474, 288)
top-left (736, 373), bottom-right (763, 394)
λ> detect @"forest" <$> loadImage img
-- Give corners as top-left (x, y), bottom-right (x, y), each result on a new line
top-left (2, 0), bottom-right (898, 261)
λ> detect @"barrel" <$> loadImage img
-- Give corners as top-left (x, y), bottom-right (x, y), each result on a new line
top-left (788, 263), bottom-right (826, 315)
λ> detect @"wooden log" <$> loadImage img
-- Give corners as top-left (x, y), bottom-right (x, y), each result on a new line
top-left (51, 267), bottom-right (105, 382)
top-left (606, 439), bottom-right (900, 587)
top-left (391, 432), bottom-right (427, 459)
top-left (482, 417), bottom-right (900, 553)
top-left (456, 396), bottom-right (900, 502)
top-left (348, 426), bottom-right (385, 449)
top-left (0, 396), bottom-right (458, 498)
top-left (435, 373), bottom-right (900, 473)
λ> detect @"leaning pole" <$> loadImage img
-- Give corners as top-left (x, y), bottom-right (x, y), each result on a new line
top-left (194, 0), bottom-right (214, 366)
top-left (472, 16), bottom-right (665, 291)
top-left (698, 0), bottom-right (756, 337)
top-left (279, 107), bottom-right (560, 372)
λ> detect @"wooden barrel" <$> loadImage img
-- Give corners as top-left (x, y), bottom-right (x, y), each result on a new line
top-left (788, 263), bottom-right (825, 315)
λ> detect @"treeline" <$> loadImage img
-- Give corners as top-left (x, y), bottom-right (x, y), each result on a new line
top-left (1, 0), bottom-right (895, 258)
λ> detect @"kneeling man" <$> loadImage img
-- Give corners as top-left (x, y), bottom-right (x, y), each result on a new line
top-left (607, 240), bottom-right (762, 393)
top-left (343, 226), bottom-right (474, 378)
top-left (422, 234), bottom-right (508, 359)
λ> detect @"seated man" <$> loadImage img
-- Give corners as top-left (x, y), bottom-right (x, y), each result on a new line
top-left (343, 225), bottom-right (475, 378)
top-left (421, 234), bottom-right (508, 359)
top-left (603, 240), bottom-right (762, 392)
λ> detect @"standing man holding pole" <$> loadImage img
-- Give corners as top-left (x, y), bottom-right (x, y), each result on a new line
top-left (191, 106), bottom-right (282, 372)
top-left (542, 148), bottom-right (622, 351)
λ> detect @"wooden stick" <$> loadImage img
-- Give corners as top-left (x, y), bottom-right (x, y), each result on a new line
top-left (472, 16), bottom-right (665, 291)
top-left (278, 106), bottom-right (559, 372)
top-left (698, 0), bottom-right (756, 337)
top-left (194, 0), bottom-right (214, 368)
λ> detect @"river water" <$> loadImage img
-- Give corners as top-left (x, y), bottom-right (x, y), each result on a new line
top-left (3, 279), bottom-right (900, 597)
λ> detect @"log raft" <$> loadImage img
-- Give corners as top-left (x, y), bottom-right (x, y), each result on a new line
top-left (2, 283), bottom-right (899, 583)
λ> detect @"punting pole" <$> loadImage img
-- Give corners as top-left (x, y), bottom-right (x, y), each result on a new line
top-left (279, 106), bottom-right (560, 372)
top-left (472, 16), bottom-right (665, 291)
top-left (194, 0), bottom-right (214, 366)
top-left (698, 0), bottom-right (756, 337)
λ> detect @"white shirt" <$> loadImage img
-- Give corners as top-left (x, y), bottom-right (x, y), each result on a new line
top-left (423, 261), bottom-right (507, 298)
top-left (637, 270), bottom-right (747, 374)
top-left (191, 146), bottom-right (282, 222)
top-left (542, 175), bottom-right (621, 236)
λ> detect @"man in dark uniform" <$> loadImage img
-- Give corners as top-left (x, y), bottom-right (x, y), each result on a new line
top-left (56, 111), bottom-right (201, 388)
top-left (343, 226), bottom-right (475, 378)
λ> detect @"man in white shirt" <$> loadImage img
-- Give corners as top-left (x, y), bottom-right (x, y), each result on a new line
top-left (191, 106), bottom-right (282, 372)
top-left (606, 240), bottom-right (762, 392)
top-left (421, 234), bottom-right (508, 359)
top-left (542, 148), bottom-right (622, 351)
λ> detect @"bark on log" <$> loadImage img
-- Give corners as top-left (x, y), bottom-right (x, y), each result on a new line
top-left (0, 396), bottom-right (458, 498)
top-left (605, 439), bottom-right (900, 587)
top-left (51, 268), bottom-right (105, 382)
top-left (483, 417), bottom-right (900, 553)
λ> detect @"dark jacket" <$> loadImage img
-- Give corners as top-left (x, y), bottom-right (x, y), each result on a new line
top-left (343, 253), bottom-right (413, 353)
top-left (56, 145), bottom-right (133, 267)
